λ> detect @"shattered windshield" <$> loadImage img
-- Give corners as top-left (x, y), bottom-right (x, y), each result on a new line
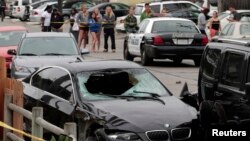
top-left (76, 68), bottom-right (170, 101)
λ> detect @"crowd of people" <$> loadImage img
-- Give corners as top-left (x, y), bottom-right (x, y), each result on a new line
top-left (40, 4), bottom-right (116, 53)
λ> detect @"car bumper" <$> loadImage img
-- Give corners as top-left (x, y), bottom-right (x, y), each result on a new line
top-left (145, 45), bottom-right (205, 59)
top-left (29, 15), bottom-right (41, 22)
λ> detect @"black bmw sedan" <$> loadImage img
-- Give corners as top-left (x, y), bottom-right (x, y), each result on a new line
top-left (23, 60), bottom-right (199, 141)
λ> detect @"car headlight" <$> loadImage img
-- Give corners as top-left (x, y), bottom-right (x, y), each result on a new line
top-left (108, 133), bottom-right (141, 141)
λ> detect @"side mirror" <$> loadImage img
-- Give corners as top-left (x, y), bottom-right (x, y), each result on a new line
top-left (58, 134), bottom-right (73, 141)
top-left (7, 49), bottom-right (16, 55)
top-left (81, 48), bottom-right (89, 55)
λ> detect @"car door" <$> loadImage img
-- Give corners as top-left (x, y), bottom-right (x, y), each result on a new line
top-left (216, 50), bottom-right (247, 119)
top-left (128, 20), bottom-right (150, 56)
top-left (30, 67), bottom-right (76, 115)
top-left (220, 24), bottom-right (232, 37)
top-left (220, 23), bottom-right (235, 38)
top-left (199, 47), bottom-right (222, 101)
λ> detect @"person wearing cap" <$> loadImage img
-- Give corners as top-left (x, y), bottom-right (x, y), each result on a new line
top-left (197, 8), bottom-right (208, 35)
top-left (140, 3), bottom-right (154, 22)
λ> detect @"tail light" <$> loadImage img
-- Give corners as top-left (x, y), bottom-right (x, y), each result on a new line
top-left (17, 7), bottom-right (20, 12)
top-left (153, 36), bottom-right (165, 46)
top-left (202, 36), bottom-right (209, 45)
top-left (33, 11), bottom-right (38, 15)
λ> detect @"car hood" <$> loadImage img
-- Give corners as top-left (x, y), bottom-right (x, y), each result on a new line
top-left (0, 46), bottom-right (17, 58)
top-left (88, 96), bottom-right (197, 132)
top-left (14, 55), bottom-right (81, 68)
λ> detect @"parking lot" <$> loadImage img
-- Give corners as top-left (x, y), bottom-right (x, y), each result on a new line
top-left (0, 17), bottom-right (199, 96)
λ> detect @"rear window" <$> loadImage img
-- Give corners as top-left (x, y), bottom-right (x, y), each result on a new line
top-left (0, 31), bottom-right (25, 46)
top-left (152, 20), bottom-right (199, 33)
top-left (240, 24), bottom-right (250, 35)
top-left (163, 4), bottom-right (179, 12)
top-left (135, 5), bottom-right (143, 15)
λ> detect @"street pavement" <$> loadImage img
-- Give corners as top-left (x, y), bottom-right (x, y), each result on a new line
top-left (0, 17), bottom-right (199, 96)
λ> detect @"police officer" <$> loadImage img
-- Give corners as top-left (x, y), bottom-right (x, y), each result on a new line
top-left (124, 7), bottom-right (138, 33)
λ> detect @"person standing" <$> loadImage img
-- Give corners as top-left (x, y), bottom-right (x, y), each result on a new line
top-left (76, 4), bottom-right (89, 49)
top-left (0, 0), bottom-right (6, 22)
top-left (228, 5), bottom-right (241, 22)
top-left (89, 12), bottom-right (101, 53)
top-left (124, 7), bottom-right (137, 33)
top-left (197, 8), bottom-right (208, 35)
top-left (209, 11), bottom-right (221, 38)
top-left (69, 8), bottom-right (79, 43)
top-left (140, 3), bottom-right (154, 22)
top-left (102, 6), bottom-right (116, 53)
top-left (94, 8), bottom-right (102, 51)
top-left (50, 9), bottom-right (64, 32)
top-left (41, 5), bottom-right (52, 32)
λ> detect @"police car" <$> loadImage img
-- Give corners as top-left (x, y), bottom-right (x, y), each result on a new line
top-left (123, 17), bottom-right (208, 66)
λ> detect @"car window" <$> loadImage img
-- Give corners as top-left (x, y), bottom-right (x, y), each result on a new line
top-left (221, 24), bottom-right (231, 36)
top-left (221, 52), bottom-right (245, 88)
top-left (118, 3), bottom-right (129, 10)
top-left (218, 12), bottom-right (229, 20)
top-left (23, 0), bottom-right (30, 5)
top-left (31, 67), bottom-right (74, 101)
top-left (227, 24), bottom-right (235, 36)
top-left (135, 5), bottom-right (143, 15)
top-left (19, 37), bottom-right (78, 55)
top-left (152, 20), bottom-right (199, 33)
top-left (163, 4), bottom-right (179, 12)
top-left (76, 68), bottom-right (170, 101)
top-left (180, 3), bottom-right (199, 11)
top-left (151, 4), bottom-right (160, 13)
top-left (138, 20), bottom-right (149, 33)
top-left (240, 24), bottom-right (250, 35)
top-left (203, 48), bottom-right (221, 78)
top-left (0, 31), bottom-right (26, 46)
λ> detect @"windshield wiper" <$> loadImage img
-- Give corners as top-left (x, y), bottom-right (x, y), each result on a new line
top-left (132, 90), bottom-right (165, 105)
top-left (19, 53), bottom-right (37, 56)
top-left (92, 93), bottom-right (165, 105)
top-left (41, 53), bottom-right (67, 56)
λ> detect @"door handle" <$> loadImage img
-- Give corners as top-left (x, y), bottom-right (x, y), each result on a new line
top-left (215, 92), bottom-right (223, 97)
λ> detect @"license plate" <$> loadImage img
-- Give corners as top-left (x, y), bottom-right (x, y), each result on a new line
top-left (177, 39), bottom-right (188, 45)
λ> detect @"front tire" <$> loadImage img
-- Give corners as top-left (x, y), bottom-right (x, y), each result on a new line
top-left (123, 41), bottom-right (134, 61)
top-left (141, 44), bottom-right (153, 66)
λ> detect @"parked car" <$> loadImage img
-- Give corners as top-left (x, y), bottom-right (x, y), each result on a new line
top-left (198, 38), bottom-right (250, 140)
top-left (216, 21), bottom-right (250, 39)
top-left (12, 0), bottom-right (39, 21)
top-left (123, 17), bottom-right (208, 66)
top-left (0, 26), bottom-right (27, 75)
top-left (30, 1), bottom-right (94, 22)
top-left (23, 60), bottom-right (199, 141)
top-left (116, 1), bottom-right (203, 32)
top-left (8, 32), bottom-right (88, 79)
top-left (29, 2), bottom-right (57, 22)
top-left (87, 2), bottom-right (130, 18)
top-left (29, 0), bottom-right (57, 12)
top-left (61, 0), bottom-right (94, 20)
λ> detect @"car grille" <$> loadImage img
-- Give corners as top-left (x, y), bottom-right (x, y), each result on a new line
top-left (171, 127), bottom-right (191, 140)
top-left (145, 130), bottom-right (169, 141)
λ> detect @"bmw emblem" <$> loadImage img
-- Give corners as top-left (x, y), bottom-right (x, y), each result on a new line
top-left (164, 124), bottom-right (170, 128)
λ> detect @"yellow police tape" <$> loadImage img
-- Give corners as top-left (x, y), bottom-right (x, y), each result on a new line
top-left (0, 121), bottom-right (45, 141)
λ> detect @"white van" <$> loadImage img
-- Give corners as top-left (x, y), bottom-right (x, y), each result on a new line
top-left (12, 0), bottom-right (39, 21)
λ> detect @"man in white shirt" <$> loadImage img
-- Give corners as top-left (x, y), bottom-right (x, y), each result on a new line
top-left (41, 5), bottom-right (52, 32)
